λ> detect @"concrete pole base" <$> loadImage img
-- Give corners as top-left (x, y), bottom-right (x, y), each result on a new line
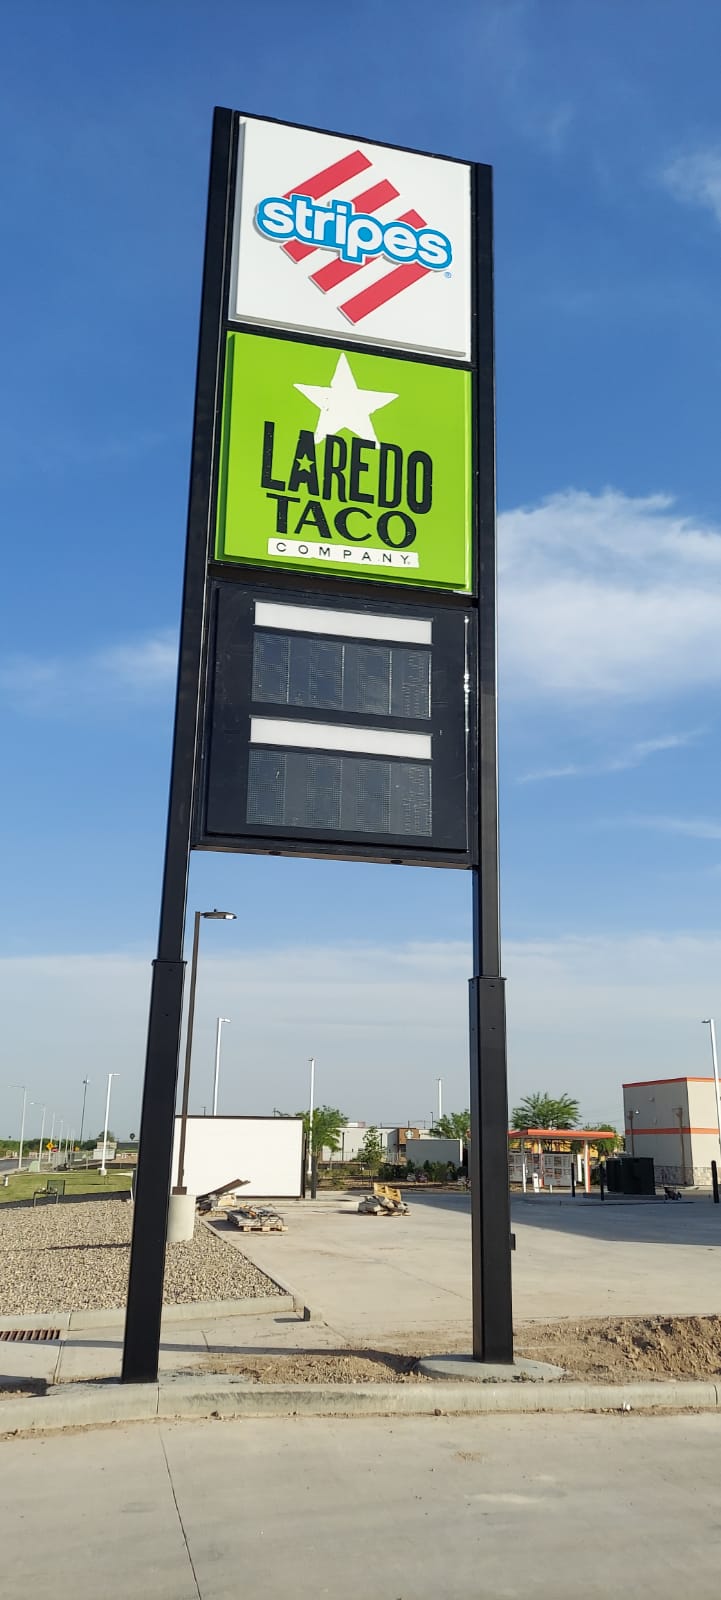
top-left (416, 1354), bottom-right (565, 1382)
top-left (167, 1192), bottom-right (196, 1243)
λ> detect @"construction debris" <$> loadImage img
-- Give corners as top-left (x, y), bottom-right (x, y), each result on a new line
top-left (358, 1183), bottom-right (410, 1217)
top-left (228, 1202), bottom-right (287, 1233)
top-left (196, 1177), bottom-right (249, 1215)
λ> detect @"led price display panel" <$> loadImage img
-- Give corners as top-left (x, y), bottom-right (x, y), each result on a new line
top-left (195, 584), bottom-right (475, 866)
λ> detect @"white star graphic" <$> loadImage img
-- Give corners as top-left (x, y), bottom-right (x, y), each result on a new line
top-left (294, 353), bottom-right (398, 444)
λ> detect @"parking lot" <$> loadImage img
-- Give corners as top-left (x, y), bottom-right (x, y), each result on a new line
top-left (232, 1190), bottom-right (721, 1349)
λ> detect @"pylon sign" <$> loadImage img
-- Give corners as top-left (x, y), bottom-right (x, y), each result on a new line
top-left (186, 110), bottom-right (486, 867)
top-left (122, 111), bottom-right (512, 1387)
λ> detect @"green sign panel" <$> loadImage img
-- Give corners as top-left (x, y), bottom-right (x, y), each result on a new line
top-left (215, 332), bottom-right (472, 590)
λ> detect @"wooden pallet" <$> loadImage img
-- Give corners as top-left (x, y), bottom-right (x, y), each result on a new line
top-left (231, 1220), bottom-right (287, 1233)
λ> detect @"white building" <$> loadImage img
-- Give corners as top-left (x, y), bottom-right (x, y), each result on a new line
top-left (322, 1123), bottom-right (397, 1162)
top-left (405, 1136), bottom-right (463, 1169)
top-left (622, 1076), bottom-right (721, 1186)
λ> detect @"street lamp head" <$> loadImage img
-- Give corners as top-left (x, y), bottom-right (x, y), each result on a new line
top-left (219, 1016), bottom-right (231, 1024)
top-left (702, 1018), bottom-right (712, 1025)
top-left (203, 909), bottom-right (236, 921)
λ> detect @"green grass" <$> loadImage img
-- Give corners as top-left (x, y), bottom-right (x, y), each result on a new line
top-left (0, 1169), bottom-right (133, 1205)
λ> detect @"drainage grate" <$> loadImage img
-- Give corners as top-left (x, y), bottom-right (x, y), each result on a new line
top-left (0, 1327), bottom-right (61, 1344)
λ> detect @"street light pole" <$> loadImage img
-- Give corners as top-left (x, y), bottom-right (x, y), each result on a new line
top-left (307, 1056), bottom-right (315, 1189)
top-left (212, 1017), bottom-right (230, 1116)
top-left (702, 1019), bottom-right (721, 1161)
top-left (30, 1103), bottom-right (46, 1164)
top-left (99, 1074), bottom-right (118, 1177)
top-left (10, 1087), bottom-right (27, 1171)
top-left (174, 911), bottom-right (236, 1194)
top-left (79, 1078), bottom-right (90, 1150)
top-left (437, 1077), bottom-right (443, 1123)
top-left (627, 1107), bottom-right (637, 1156)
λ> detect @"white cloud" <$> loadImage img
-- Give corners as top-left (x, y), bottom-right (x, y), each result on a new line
top-left (0, 630), bottom-right (177, 714)
top-left (614, 815), bottom-right (721, 843)
top-left (519, 730), bottom-right (701, 783)
top-left (499, 489), bottom-right (721, 701)
top-left (662, 149), bottom-right (721, 227)
top-left (5, 488), bottom-right (721, 719)
top-left (1, 932), bottom-right (719, 1139)
top-left (462, 0), bottom-right (575, 154)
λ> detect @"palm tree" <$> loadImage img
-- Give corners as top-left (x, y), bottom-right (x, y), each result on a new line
top-left (511, 1092), bottom-right (580, 1130)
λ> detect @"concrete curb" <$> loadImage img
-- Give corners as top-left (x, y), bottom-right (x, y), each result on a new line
top-left (0, 1377), bottom-right (719, 1437)
top-left (0, 1295), bottom-right (296, 1336)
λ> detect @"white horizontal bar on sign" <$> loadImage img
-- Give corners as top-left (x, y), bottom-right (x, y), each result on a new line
top-left (250, 717), bottom-right (432, 761)
top-left (254, 600), bottom-right (432, 646)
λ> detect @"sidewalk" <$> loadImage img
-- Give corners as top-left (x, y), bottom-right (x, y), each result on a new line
top-left (0, 1297), bottom-right (325, 1388)
top-left (4, 1412), bottom-right (721, 1599)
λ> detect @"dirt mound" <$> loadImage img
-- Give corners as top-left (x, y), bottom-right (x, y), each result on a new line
top-left (516, 1314), bottom-right (721, 1381)
top-left (200, 1349), bottom-right (425, 1384)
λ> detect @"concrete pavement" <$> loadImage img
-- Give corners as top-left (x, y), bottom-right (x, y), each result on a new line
top-left (3, 1412), bottom-right (721, 1598)
top-left (226, 1191), bottom-right (721, 1346)
top-left (2, 1192), bottom-right (720, 1391)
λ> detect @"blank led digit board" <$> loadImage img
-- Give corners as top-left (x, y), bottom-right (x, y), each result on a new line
top-left (194, 582), bottom-right (476, 866)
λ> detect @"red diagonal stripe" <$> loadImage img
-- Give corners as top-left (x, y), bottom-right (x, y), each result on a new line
top-left (284, 176), bottom-right (399, 264)
top-left (311, 207), bottom-right (425, 292)
top-left (283, 149), bottom-right (370, 202)
top-left (340, 260), bottom-right (430, 324)
top-left (280, 150), bottom-right (371, 263)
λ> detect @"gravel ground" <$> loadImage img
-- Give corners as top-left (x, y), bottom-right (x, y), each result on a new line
top-left (0, 1200), bottom-right (283, 1316)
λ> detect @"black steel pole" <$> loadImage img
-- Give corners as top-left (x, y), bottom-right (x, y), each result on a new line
top-left (468, 163), bottom-right (513, 1365)
top-left (173, 911), bottom-right (202, 1194)
top-left (712, 1160), bottom-right (719, 1204)
top-left (122, 108), bottom-right (236, 1384)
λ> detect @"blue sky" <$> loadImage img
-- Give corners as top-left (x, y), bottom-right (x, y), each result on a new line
top-left (2, 0), bottom-right (721, 1139)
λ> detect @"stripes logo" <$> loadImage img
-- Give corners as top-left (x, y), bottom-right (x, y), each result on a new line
top-left (257, 148), bottom-right (449, 327)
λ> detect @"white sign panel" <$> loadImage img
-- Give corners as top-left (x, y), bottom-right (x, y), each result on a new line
top-left (231, 115), bottom-right (472, 360)
top-left (172, 1115), bottom-right (304, 1199)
